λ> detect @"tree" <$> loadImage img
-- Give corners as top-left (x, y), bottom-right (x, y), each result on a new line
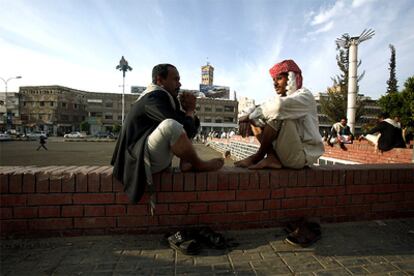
top-left (319, 33), bottom-right (366, 123)
top-left (112, 123), bottom-right (121, 134)
top-left (80, 121), bottom-right (90, 133)
top-left (386, 44), bottom-right (398, 94)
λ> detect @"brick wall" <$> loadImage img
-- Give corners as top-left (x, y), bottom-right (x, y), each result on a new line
top-left (1, 164), bottom-right (413, 238)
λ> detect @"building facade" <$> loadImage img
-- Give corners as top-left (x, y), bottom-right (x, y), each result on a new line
top-left (0, 92), bottom-right (21, 131)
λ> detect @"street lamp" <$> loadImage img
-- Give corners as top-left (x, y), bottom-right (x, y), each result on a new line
top-left (116, 56), bottom-right (132, 125)
top-left (0, 75), bottom-right (22, 129)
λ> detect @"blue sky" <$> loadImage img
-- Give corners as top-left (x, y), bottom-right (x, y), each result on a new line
top-left (1, 0), bottom-right (413, 103)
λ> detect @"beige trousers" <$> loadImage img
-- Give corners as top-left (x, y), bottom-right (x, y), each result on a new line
top-left (268, 120), bottom-right (306, 169)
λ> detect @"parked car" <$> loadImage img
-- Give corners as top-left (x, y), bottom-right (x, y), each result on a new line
top-left (24, 131), bottom-right (47, 140)
top-left (64, 131), bottom-right (86, 138)
top-left (94, 131), bottom-right (115, 139)
top-left (0, 132), bottom-right (12, 141)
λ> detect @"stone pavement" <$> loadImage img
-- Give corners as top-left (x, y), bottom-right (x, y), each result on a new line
top-left (1, 219), bottom-right (414, 275)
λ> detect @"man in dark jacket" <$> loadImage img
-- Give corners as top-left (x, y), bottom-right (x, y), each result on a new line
top-left (327, 118), bottom-right (354, 150)
top-left (359, 113), bottom-right (406, 152)
top-left (111, 64), bottom-right (223, 207)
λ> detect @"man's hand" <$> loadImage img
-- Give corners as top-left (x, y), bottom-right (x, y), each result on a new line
top-left (179, 92), bottom-right (196, 114)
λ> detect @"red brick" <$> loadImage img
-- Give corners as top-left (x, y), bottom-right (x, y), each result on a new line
top-left (248, 173), bottom-right (260, 189)
top-left (62, 206), bottom-right (84, 217)
top-left (76, 173), bottom-right (87, 192)
top-left (36, 172), bottom-right (49, 192)
top-left (195, 173), bottom-right (207, 191)
top-left (217, 173), bottom-right (229, 190)
top-left (0, 195), bottom-right (27, 206)
top-left (49, 177), bottom-right (62, 193)
top-left (39, 206), bottom-right (60, 217)
top-left (285, 187), bottom-right (317, 198)
top-left (0, 174), bottom-right (8, 193)
top-left (322, 197), bottom-right (337, 207)
top-left (323, 171), bottom-right (333, 186)
top-left (347, 185), bottom-right (373, 194)
top-left (305, 197), bottom-right (321, 208)
top-left (297, 170), bottom-right (307, 187)
top-left (374, 184), bottom-right (398, 193)
top-left (9, 174), bottom-right (22, 193)
top-left (281, 198), bottom-right (307, 209)
top-left (345, 170), bottom-right (354, 185)
top-left (85, 206), bottom-right (105, 216)
top-left (74, 217), bottom-right (115, 228)
top-left (61, 175), bottom-right (75, 192)
top-left (173, 173), bottom-right (183, 191)
top-left (116, 193), bottom-right (130, 204)
top-left (398, 183), bottom-right (414, 192)
top-left (152, 173), bottom-right (161, 191)
top-left (364, 194), bottom-right (378, 203)
top-left (259, 172), bottom-right (270, 189)
top-left (184, 173), bottom-right (195, 191)
top-left (318, 187), bottom-right (346, 196)
top-left (153, 204), bottom-right (169, 215)
top-left (271, 189), bottom-right (285, 199)
top-left (279, 171), bottom-right (289, 187)
top-left (0, 207), bottom-right (12, 219)
top-left (105, 205), bottom-right (126, 216)
top-left (158, 192), bottom-right (197, 203)
top-left (208, 202), bottom-right (227, 213)
top-left (378, 194), bottom-right (392, 202)
top-left (87, 173), bottom-right (100, 192)
top-left (246, 200), bottom-right (263, 211)
top-left (228, 174), bottom-right (238, 189)
top-left (228, 201), bottom-right (245, 212)
top-left (29, 218), bottom-right (73, 230)
top-left (307, 170), bottom-right (323, 186)
top-left (100, 174), bottom-right (113, 192)
top-left (288, 170), bottom-right (298, 186)
top-left (236, 190), bottom-right (269, 200)
top-left (270, 171), bottom-right (281, 188)
top-left (113, 177), bottom-right (123, 192)
top-left (207, 172), bottom-right (218, 190)
top-left (264, 199), bottom-right (280, 210)
top-left (73, 194), bottom-right (113, 204)
top-left (127, 205), bottom-right (148, 215)
top-left (0, 220), bottom-right (28, 233)
top-left (160, 171), bottom-right (173, 191)
top-left (159, 215), bottom-right (198, 225)
top-left (198, 191), bottom-right (235, 201)
top-left (117, 216), bottom-right (158, 227)
top-left (337, 195), bottom-right (351, 205)
top-left (22, 174), bottom-right (35, 193)
top-left (188, 203), bottom-right (208, 214)
top-left (239, 173), bottom-right (250, 189)
top-left (169, 203), bottom-right (188, 214)
top-left (28, 194), bottom-right (72, 206)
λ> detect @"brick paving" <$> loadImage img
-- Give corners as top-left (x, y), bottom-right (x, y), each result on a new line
top-left (1, 219), bottom-right (413, 275)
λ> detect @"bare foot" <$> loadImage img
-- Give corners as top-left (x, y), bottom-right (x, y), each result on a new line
top-left (248, 155), bottom-right (282, 170)
top-left (234, 154), bottom-right (260, 168)
top-left (193, 158), bottom-right (224, 172)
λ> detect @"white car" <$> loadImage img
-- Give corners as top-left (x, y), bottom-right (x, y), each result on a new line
top-left (64, 131), bottom-right (85, 138)
top-left (24, 131), bottom-right (47, 140)
top-left (0, 133), bottom-right (12, 141)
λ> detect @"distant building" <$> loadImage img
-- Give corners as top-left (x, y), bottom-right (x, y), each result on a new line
top-left (195, 97), bottom-right (238, 133)
top-left (199, 62), bottom-right (229, 99)
top-left (0, 92), bottom-right (21, 131)
top-left (130, 86), bottom-right (146, 95)
top-left (201, 63), bottom-right (214, 86)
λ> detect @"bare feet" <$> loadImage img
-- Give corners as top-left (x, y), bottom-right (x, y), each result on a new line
top-left (180, 158), bottom-right (224, 172)
top-left (234, 154), bottom-right (261, 168)
top-left (248, 154), bottom-right (282, 170)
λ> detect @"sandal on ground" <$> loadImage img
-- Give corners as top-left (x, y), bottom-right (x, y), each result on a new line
top-left (197, 227), bottom-right (227, 249)
top-left (285, 224), bottom-right (321, 248)
top-left (167, 231), bottom-right (201, 255)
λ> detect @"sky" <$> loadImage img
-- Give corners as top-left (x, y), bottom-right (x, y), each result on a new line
top-left (1, 0), bottom-right (413, 103)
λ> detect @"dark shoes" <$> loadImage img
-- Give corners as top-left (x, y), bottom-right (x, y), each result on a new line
top-left (339, 142), bottom-right (348, 151)
top-left (284, 219), bottom-right (322, 247)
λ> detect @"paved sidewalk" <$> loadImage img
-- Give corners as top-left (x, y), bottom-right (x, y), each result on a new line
top-left (1, 219), bottom-right (414, 275)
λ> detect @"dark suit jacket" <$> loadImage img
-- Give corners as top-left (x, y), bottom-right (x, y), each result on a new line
top-left (111, 89), bottom-right (199, 203)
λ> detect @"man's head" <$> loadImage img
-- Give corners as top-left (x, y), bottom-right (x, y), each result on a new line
top-left (269, 59), bottom-right (303, 96)
top-left (152, 64), bottom-right (181, 97)
top-left (340, 118), bottom-right (347, 126)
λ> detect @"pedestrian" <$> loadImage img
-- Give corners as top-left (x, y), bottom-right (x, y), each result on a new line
top-left (36, 134), bottom-right (48, 151)
top-left (235, 59), bottom-right (324, 169)
top-left (111, 63), bottom-right (224, 211)
top-left (326, 118), bottom-right (354, 150)
top-left (359, 112), bottom-right (406, 152)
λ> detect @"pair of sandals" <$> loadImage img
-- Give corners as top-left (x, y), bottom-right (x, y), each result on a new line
top-left (166, 227), bottom-right (238, 255)
top-left (284, 219), bottom-right (322, 247)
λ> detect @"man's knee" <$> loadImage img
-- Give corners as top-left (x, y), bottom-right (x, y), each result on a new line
top-left (155, 119), bottom-right (184, 144)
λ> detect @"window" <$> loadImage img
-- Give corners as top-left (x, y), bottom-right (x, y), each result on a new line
top-left (105, 114), bottom-right (113, 120)
top-left (224, 117), bottom-right (234, 123)
top-left (62, 102), bottom-right (67, 108)
top-left (224, 106), bottom-right (234, 112)
top-left (204, 117), bottom-right (212, 122)
top-left (196, 105), bottom-right (201, 111)
top-left (105, 102), bottom-right (113, 108)
top-left (74, 104), bottom-right (78, 109)
top-left (215, 107), bottom-right (223, 112)
top-left (50, 102), bottom-right (54, 107)
top-left (215, 118), bottom-right (222, 123)
top-left (40, 101), bottom-right (45, 106)
top-left (204, 107), bottom-right (212, 112)
top-left (118, 115), bottom-right (122, 120)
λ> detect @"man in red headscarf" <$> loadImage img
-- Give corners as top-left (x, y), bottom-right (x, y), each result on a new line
top-left (235, 60), bottom-right (324, 169)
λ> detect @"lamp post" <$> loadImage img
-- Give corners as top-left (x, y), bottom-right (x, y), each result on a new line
top-left (0, 76), bottom-right (22, 129)
top-left (116, 56), bottom-right (132, 125)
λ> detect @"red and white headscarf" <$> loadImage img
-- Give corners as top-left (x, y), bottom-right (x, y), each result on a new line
top-left (269, 60), bottom-right (303, 95)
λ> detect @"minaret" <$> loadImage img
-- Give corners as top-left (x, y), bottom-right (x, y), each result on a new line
top-left (201, 62), bottom-right (214, 86)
